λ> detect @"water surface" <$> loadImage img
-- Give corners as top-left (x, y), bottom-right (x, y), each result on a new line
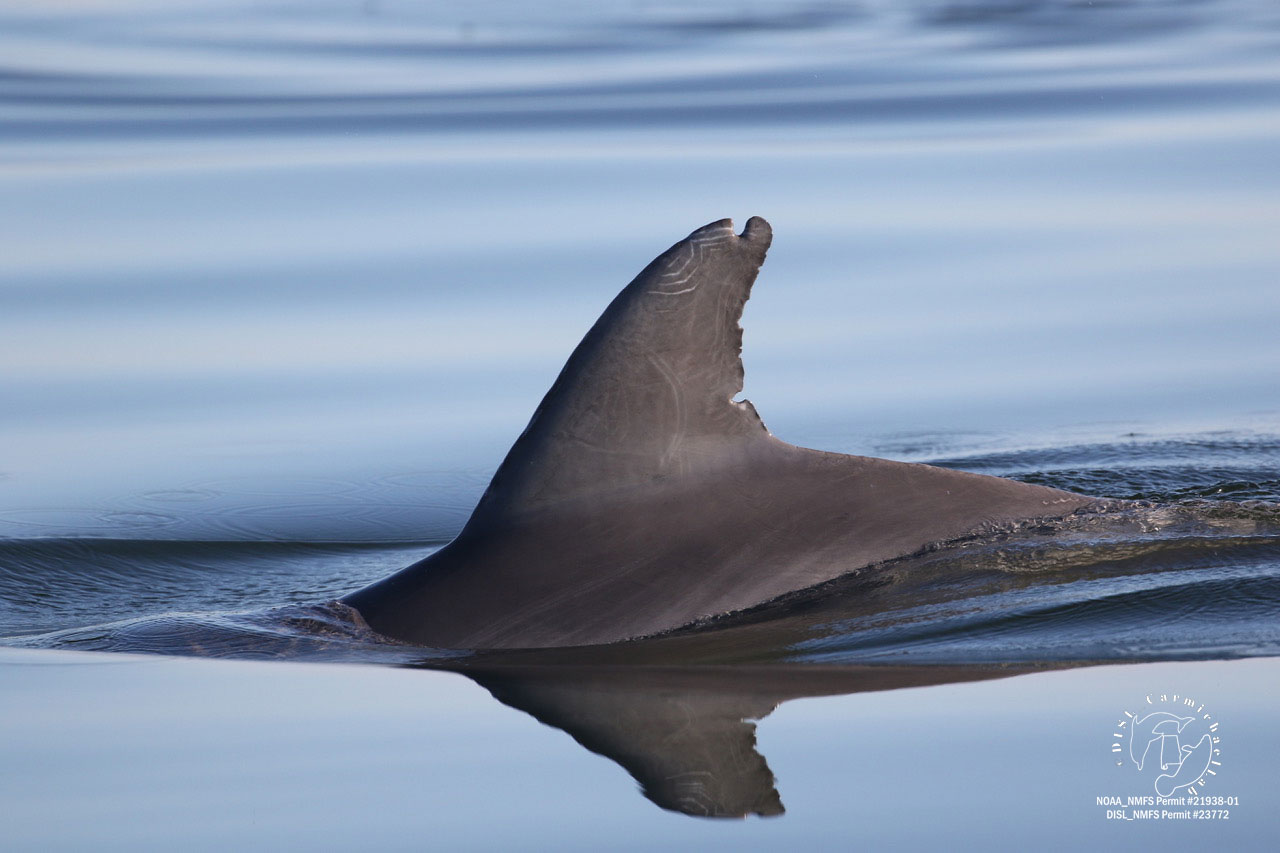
top-left (2, 0), bottom-right (1279, 845)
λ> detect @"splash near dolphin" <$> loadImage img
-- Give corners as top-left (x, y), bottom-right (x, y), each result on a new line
top-left (343, 217), bottom-right (1100, 648)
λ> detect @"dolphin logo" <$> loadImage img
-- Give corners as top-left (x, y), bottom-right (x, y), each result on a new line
top-left (1130, 711), bottom-right (1193, 771)
top-left (1156, 734), bottom-right (1215, 797)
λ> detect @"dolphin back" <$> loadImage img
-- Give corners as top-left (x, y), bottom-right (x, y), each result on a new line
top-left (344, 217), bottom-right (1098, 648)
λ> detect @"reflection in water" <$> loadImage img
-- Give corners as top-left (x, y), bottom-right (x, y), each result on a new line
top-left (450, 662), bottom-right (1050, 817)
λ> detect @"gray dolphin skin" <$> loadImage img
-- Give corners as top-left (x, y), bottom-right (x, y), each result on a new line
top-left (344, 216), bottom-right (1099, 648)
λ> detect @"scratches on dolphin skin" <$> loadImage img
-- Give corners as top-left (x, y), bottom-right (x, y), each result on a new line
top-left (647, 223), bottom-right (734, 296)
top-left (649, 242), bottom-right (697, 295)
top-left (650, 284), bottom-right (699, 296)
top-left (647, 352), bottom-right (687, 474)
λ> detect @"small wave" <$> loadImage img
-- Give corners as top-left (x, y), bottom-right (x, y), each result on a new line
top-left (925, 432), bottom-right (1280, 502)
top-left (0, 537), bottom-right (431, 638)
top-left (3, 0), bottom-right (1277, 148)
top-left (11, 601), bottom-right (453, 665)
top-left (792, 569), bottom-right (1280, 664)
top-left (933, 433), bottom-right (1280, 472)
top-left (1018, 468), bottom-right (1280, 502)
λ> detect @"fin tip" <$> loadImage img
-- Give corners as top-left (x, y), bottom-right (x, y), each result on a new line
top-left (742, 216), bottom-right (772, 246)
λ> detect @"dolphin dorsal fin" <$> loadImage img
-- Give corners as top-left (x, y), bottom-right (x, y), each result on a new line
top-left (473, 217), bottom-right (774, 519)
top-left (346, 216), bottom-right (1100, 648)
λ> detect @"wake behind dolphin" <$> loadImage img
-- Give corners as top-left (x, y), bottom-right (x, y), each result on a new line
top-left (344, 217), bottom-right (1102, 648)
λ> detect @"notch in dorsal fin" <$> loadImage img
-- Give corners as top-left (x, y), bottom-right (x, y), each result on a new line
top-left (472, 217), bottom-right (774, 520)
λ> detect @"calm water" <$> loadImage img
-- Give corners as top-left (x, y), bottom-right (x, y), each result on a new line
top-left (2, 0), bottom-right (1279, 847)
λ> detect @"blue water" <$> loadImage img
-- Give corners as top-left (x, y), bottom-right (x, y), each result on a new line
top-left (2, 0), bottom-right (1279, 844)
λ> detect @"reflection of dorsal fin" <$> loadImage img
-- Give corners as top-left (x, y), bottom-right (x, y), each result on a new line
top-left (455, 662), bottom-right (1040, 818)
top-left (472, 217), bottom-right (773, 521)
top-left (466, 666), bottom-right (785, 818)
